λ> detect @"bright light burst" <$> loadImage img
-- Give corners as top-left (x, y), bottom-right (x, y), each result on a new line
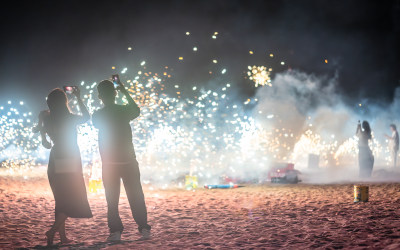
top-left (247, 65), bottom-right (272, 87)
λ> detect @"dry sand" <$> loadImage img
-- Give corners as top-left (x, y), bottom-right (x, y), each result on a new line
top-left (1, 176), bottom-right (400, 249)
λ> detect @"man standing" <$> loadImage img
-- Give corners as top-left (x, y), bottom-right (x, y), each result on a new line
top-left (92, 78), bottom-right (151, 241)
top-left (385, 124), bottom-right (399, 168)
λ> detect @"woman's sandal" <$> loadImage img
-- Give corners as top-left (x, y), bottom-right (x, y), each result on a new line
top-left (45, 230), bottom-right (56, 246)
top-left (60, 238), bottom-right (74, 244)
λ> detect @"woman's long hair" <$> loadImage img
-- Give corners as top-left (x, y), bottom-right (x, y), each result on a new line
top-left (46, 89), bottom-right (70, 117)
top-left (362, 121), bottom-right (372, 140)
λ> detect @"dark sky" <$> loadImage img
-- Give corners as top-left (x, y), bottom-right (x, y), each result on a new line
top-left (0, 0), bottom-right (399, 111)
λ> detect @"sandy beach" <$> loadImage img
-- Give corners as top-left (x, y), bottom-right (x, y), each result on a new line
top-left (1, 176), bottom-right (400, 249)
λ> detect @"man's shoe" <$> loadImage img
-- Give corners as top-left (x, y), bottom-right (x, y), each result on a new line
top-left (107, 231), bottom-right (121, 242)
top-left (138, 228), bottom-right (151, 240)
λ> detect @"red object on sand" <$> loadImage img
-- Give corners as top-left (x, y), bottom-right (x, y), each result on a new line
top-left (268, 163), bottom-right (301, 183)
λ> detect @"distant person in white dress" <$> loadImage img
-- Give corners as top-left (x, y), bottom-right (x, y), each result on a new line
top-left (356, 120), bottom-right (374, 178)
top-left (385, 124), bottom-right (399, 168)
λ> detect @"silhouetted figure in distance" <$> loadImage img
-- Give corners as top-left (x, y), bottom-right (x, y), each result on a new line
top-left (385, 124), bottom-right (399, 168)
top-left (92, 79), bottom-right (151, 241)
top-left (356, 120), bottom-right (374, 178)
top-left (36, 87), bottom-right (92, 246)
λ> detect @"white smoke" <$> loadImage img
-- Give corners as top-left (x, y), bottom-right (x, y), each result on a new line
top-left (252, 69), bottom-right (400, 182)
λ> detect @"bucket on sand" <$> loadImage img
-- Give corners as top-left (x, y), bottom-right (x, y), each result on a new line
top-left (185, 175), bottom-right (198, 190)
top-left (89, 179), bottom-right (103, 193)
top-left (354, 185), bottom-right (369, 202)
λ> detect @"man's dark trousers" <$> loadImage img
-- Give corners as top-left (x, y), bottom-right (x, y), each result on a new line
top-left (102, 158), bottom-right (151, 233)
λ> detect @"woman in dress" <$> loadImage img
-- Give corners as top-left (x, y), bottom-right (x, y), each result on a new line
top-left (356, 120), bottom-right (374, 178)
top-left (36, 87), bottom-right (92, 246)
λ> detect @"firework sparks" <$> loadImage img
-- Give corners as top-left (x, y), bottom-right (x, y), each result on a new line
top-left (0, 32), bottom-right (395, 187)
top-left (247, 66), bottom-right (272, 87)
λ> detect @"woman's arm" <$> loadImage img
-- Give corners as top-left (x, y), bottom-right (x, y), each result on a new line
top-left (40, 130), bottom-right (52, 149)
top-left (356, 123), bottom-right (362, 138)
top-left (385, 133), bottom-right (394, 140)
top-left (35, 110), bottom-right (52, 149)
top-left (73, 86), bottom-right (90, 123)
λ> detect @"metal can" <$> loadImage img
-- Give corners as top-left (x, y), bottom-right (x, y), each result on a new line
top-left (354, 185), bottom-right (369, 202)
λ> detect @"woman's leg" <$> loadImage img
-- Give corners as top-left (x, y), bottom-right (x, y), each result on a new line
top-left (46, 212), bottom-right (68, 246)
top-left (58, 220), bottom-right (73, 244)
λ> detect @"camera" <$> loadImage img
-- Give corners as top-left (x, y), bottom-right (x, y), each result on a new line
top-left (112, 74), bottom-right (120, 87)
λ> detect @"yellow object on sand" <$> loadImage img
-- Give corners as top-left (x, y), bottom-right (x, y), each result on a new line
top-left (185, 175), bottom-right (198, 190)
top-left (354, 185), bottom-right (369, 202)
top-left (89, 179), bottom-right (103, 193)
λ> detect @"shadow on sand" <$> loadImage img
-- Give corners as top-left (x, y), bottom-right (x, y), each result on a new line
top-left (28, 240), bottom-right (135, 249)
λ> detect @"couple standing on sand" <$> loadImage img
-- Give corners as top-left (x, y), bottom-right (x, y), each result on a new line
top-left (34, 79), bottom-right (151, 246)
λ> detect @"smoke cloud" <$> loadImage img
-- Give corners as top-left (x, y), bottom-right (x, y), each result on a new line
top-left (252, 69), bottom-right (400, 183)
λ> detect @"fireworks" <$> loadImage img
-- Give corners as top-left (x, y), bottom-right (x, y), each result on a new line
top-left (0, 75), bottom-right (394, 185)
top-left (0, 101), bottom-right (44, 174)
top-left (247, 66), bottom-right (272, 87)
top-left (0, 31), bottom-right (396, 187)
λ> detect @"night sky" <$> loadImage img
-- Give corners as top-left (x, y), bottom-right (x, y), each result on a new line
top-left (0, 0), bottom-right (399, 112)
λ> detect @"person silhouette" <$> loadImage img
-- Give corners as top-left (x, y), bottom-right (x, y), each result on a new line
top-left (385, 124), bottom-right (399, 168)
top-left (35, 87), bottom-right (92, 246)
top-left (92, 79), bottom-right (151, 241)
top-left (356, 120), bottom-right (374, 178)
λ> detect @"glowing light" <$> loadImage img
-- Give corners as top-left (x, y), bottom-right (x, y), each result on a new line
top-left (111, 66), bottom-right (115, 70)
top-left (247, 65), bottom-right (272, 87)
top-left (178, 57), bottom-right (183, 61)
top-left (249, 51), bottom-right (254, 55)
top-left (1, 42), bottom-right (393, 188)
top-left (193, 47), bottom-right (197, 51)
top-left (324, 59), bottom-right (328, 63)
top-left (128, 47), bottom-right (132, 51)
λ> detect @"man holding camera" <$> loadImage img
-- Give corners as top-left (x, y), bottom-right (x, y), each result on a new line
top-left (92, 76), bottom-right (151, 241)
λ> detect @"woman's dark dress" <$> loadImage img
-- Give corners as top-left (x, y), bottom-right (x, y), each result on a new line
top-left (357, 130), bottom-right (374, 178)
top-left (43, 113), bottom-right (92, 218)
